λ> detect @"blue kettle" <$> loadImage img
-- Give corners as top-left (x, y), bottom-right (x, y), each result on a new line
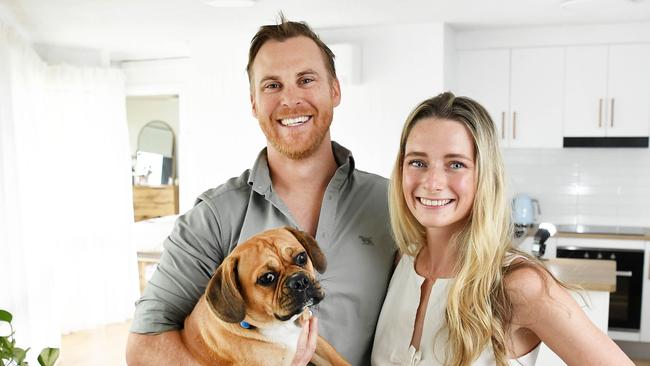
top-left (512, 194), bottom-right (540, 226)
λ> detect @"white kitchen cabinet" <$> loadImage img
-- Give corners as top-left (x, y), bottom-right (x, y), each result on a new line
top-left (608, 44), bottom-right (650, 137)
top-left (563, 46), bottom-right (609, 137)
top-left (563, 44), bottom-right (650, 137)
top-left (456, 47), bottom-right (564, 148)
top-left (509, 48), bottom-right (564, 148)
top-left (456, 49), bottom-right (510, 142)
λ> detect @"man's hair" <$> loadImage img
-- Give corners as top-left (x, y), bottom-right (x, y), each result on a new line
top-left (246, 13), bottom-right (337, 83)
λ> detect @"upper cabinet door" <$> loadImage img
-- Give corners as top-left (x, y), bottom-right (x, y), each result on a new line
top-left (563, 46), bottom-right (609, 137)
top-left (456, 49), bottom-right (510, 144)
top-left (509, 47), bottom-right (565, 148)
top-left (607, 44), bottom-right (650, 137)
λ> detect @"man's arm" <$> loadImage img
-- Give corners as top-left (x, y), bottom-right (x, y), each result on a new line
top-left (126, 319), bottom-right (318, 366)
top-left (126, 331), bottom-right (200, 366)
top-left (127, 198), bottom-right (228, 365)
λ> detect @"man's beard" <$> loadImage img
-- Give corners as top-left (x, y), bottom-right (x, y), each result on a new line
top-left (261, 111), bottom-right (332, 160)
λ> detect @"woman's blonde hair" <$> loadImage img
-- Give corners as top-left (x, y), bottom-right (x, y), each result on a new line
top-left (389, 91), bottom-right (535, 366)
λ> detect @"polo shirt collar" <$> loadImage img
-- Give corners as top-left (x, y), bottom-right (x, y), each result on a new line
top-left (247, 141), bottom-right (355, 196)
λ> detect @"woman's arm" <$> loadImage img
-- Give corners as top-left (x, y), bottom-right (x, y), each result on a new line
top-left (506, 265), bottom-right (634, 366)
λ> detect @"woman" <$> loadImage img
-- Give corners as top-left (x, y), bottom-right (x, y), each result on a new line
top-left (371, 92), bottom-right (633, 366)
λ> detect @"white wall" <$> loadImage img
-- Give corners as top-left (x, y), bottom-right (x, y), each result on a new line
top-left (443, 24), bottom-right (457, 91)
top-left (321, 23), bottom-right (446, 180)
top-left (180, 22), bottom-right (447, 211)
top-left (121, 58), bottom-right (189, 96)
top-left (181, 30), bottom-right (262, 211)
top-left (455, 21), bottom-right (650, 50)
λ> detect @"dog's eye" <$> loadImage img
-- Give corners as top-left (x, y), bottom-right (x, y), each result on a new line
top-left (257, 272), bottom-right (277, 286)
top-left (295, 252), bottom-right (308, 266)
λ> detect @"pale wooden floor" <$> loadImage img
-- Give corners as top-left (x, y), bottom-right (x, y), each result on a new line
top-left (58, 321), bottom-right (131, 366)
top-left (59, 321), bottom-right (650, 366)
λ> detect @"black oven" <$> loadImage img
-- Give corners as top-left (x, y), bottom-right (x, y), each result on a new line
top-left (556, 247), bottom-right (644, 332)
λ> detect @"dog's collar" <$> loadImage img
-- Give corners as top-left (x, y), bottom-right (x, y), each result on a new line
top-left (239, 321), bottom-right (256, 330)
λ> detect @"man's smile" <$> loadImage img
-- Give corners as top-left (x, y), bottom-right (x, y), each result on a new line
top-left (279, 115), bottom-right (312, 127)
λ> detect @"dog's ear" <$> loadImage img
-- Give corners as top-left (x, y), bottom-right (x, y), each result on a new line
top-left (285, 226), bottom-right (327, 273)
top-left (205, 255), bottom-right (246, 323)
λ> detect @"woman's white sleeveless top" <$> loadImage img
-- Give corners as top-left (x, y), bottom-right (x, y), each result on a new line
top-left (371, 255), bottom-right (540, 366)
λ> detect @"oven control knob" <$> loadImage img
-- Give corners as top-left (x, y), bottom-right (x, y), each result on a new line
top-left (610, 253), bottom-right (616, 260)
top-left (597, 252), bottom-right (603, 259)
top-left (583, 252), bottom-right (589, 259)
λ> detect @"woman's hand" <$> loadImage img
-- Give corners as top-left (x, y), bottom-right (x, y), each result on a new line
top-left (290, 316), bottom-right (319, 366)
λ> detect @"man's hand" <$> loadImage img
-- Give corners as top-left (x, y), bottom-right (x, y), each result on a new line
top-left (126, 331), bottom-right (201, 366)
top-left (290, 316), bottom-right (318, 366)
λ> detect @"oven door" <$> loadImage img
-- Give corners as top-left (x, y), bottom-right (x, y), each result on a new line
top-left (556, 247), bottom-right (644, 332)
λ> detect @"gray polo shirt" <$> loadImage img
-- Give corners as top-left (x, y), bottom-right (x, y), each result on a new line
top-left (131, 142), bottom-right (396, 366)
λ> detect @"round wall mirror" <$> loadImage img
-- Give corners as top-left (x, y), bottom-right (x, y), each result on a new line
top-left (134, 120), bottom-right (175, 185)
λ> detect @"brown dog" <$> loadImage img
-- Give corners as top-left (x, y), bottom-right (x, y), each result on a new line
top-left (181, 226), bottom-right (350, 366)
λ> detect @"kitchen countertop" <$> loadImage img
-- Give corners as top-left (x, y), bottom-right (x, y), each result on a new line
top-left (518, 224), bottom-right (650, 241)
top-left (556, 231), bottom-right (650, 241)
top-left (556, 224), bottom-right (650, 240)
top-left (544, 257), bottom-right (616, 292)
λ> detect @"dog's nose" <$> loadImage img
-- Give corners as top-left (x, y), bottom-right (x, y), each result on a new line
top-left (286, 273), bottom-right (310, 292)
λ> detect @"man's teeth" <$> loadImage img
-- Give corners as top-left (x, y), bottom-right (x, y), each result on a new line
top-left (280, 116), bottom-right (310, 126)
top-left (419, 198), bottom-right (452, 207)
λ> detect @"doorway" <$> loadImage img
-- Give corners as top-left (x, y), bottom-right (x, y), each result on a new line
top-left (126, 95), bottom-right (179, 221)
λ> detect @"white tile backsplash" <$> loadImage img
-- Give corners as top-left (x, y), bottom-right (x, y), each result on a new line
top-left (503, 148), bottom-right (650, 227)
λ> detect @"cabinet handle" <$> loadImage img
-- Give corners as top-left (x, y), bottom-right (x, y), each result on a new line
top-left (512, 111), bottom-right (517, 139)
top-left (610, 98), bottom-right (615, 127)
top-left (615, 270), bottom-right (633, 278)
top-left (598, 98), bottom-right (603, 128)
top-left (501, 112), bottom-right (505, 139)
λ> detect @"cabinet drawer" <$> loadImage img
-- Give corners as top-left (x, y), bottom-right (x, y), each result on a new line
top-left (133, 185), bottom-right (178, 221)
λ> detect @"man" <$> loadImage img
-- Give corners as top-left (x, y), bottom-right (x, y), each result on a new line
top-left (126, 16), bottom-right (395, 366)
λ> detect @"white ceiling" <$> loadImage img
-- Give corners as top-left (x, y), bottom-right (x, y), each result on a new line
top-left (4, 0), bottom-right (650, 61)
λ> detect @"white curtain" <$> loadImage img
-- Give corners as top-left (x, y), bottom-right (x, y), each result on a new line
top-left (46, 65), bottom-right (140, 333)
top-left (0, 18), bottom-right (139, 360)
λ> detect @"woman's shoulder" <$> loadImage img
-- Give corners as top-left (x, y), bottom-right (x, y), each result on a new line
top-left (504, 263), bottom-right (554, 301)
top-left (502, 254), bottom-right (569, 315)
